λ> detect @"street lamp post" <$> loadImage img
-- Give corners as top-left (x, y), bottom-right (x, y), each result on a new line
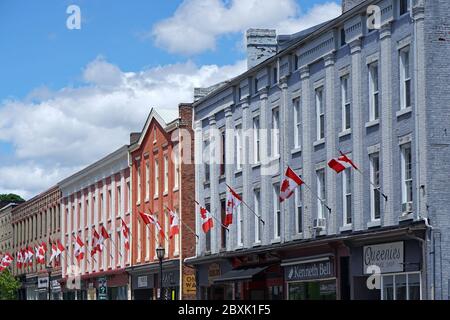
top-left (156, 246), bottom-right (165, 300)
top-left (45, 265), bottom-right (52, 301)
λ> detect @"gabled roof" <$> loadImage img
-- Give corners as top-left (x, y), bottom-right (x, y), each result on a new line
top-left (129, 107), bottom-right (168, 151)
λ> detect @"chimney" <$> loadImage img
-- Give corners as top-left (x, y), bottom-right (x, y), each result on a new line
top-left (342, 0), bottom-right (366, 13)
top-left (246, 28), bottom-right (277, 69)
top-left (129, 132), bottom-right (140, 145)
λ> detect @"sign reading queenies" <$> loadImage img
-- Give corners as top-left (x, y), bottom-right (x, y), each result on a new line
top-left (363, 241), bottom-right (404, 274)
top-left (285, 260), bottom-right (334, 281)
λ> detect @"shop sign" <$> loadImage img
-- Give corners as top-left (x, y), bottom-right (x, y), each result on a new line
top-left (51, 280), bottom-right (61, 290)
top-left (97, 277), bottom-right (108, 300)
top-left (37, 277), bottom-right (49, 289)
top-left (137, 276), bottom-right (148, 288)
top-left (183, 274), bottom-right (196, 296)
top-left (363, 241), bottom-right (404, 274)
top-left (285, 260), bottom-right (334, 281)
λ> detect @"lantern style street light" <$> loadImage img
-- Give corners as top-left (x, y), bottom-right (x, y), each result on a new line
top-left (156, 246), bottom-right (165, 300)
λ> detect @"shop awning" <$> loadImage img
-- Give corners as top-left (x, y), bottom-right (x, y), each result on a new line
top-left (213, 266), bottom-right (268, 283)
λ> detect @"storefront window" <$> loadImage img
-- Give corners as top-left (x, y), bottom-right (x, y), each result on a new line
top-left (269, 286), bottom-right (283, 300)
top-left (288, 280), bottom-right (336, 300)
top-left (381, 272), bottom-right (421, 300)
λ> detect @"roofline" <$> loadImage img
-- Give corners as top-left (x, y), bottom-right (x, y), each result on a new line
top-left (192, 0), bottom-right (377, 108)
top-left (57, 145), bottom-right (129, 189)
top-left (12, 185), bottom-right (59, 211)
top-left (0, 202), bottom-right (19, 212)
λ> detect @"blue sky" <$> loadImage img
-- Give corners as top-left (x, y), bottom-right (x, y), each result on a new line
top-left (0, 0), bottom-right (341, 198)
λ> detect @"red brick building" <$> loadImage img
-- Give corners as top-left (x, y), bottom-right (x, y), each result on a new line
top-left (126, 104), bottom-right (196, 300)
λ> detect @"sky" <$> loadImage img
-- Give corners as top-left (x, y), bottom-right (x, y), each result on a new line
top-left (0, 0), bottom-right (341, 199)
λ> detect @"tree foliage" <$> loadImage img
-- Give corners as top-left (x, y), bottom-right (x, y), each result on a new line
top-left (0, 193), bottom-right (25, 203)
top-left (0, 269), bottom-right (21, 300)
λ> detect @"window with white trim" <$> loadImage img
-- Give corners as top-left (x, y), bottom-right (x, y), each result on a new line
top-left (272, 108), bottom-right (280, 157)
top-left (154, 159), bottom-right (159, 198)
top-left (254, 189), bottom-right (261, 243)
top-left (401, 143), bottom-right (413, 208)
top-left (370, 153), bottom-right (381, 220)
top-left (164, 214), bottom-right (169, 257)
top-left (117, 186), bottom-right (121, 216)
top-left (272, 66), bottom-right (278, 85)
top-left (341, 76), bottom-right (351, 130)
top-left (400, 47), bottom-right (411, 110)
top-left (203, 140), bottom-right (210, 181)
top-left (237, 196), bottom-right (243, 246)
top-left (273, 183), bottom-right (281, 240)
top-left (294, 187), bottom-right (303, 234)
top-left (399, 0), bottom-right (410, 16)
top-left (235, 124), bottom-right (243, 171)
top-left (316, 169), bottom-right (326, 220)
top-left (343, 167), bottom-right (352, 225)
top-left (293, 98), bottom-right (301, 148)
top-left (253, 116), bottom-right (260, 163)
top-left (145, 161), bottom-right (150, 201)
top-left (381, 272), bottom-right (421, 300)
top-left (137, 219), bottom-right (141, 261)
top-left (316, 88), bottom-right (325, 140)
top-left (369, 63), bottom-right (380, 121)
top-left (173, 155), bottom-right (179, 190)
top-left (137, 164), bottom-right (141, 204)
top-left (145, 220), bottom-right (150, 260)
top-left (164, 155), bottom-right (169, 194)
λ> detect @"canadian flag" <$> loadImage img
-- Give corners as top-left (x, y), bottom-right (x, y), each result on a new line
top-left (56, 240), bottom-right (65, 256)
top-left (328, 153), bottom-right (358, 173)
top-left (50, 243), bottom-right (58, 263)
top-left (168, 209), bottom-right (179, 239)
top-left (121, 219), bottom-right (130, 251)
top-left (35, 243), bottom-right (46, 265)
top-left (91, 229), bottom-right (102, 256)
top-left (280, 167), bottom-right (304, 202)
top-left (25, 247), bottom-right (34, 266)
top-left (199, 205), bottom-right (213, 233)
top-left (74, 236), bottom-right (85, 262)
top-left (225, 186), bottom-right (242, 227)
top-left (0, 253), bottom-right (13, 271)
top-left (100, 226), bottom-right (110, 241)
top-left (16, 250), bottom-right (23, 269)
top-left (139, 211), bottom-right (165, 238)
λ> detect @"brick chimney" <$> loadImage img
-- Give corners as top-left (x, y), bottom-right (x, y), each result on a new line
top-left (342, 0), bottom-right (366, 13)
top-left (246, 28), bottom-right (277, 69)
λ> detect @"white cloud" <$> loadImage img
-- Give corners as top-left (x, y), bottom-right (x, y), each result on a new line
top-left (0, 57), bottom-right (246, 199)
top-left (152, 0), bottom-right (341, 55)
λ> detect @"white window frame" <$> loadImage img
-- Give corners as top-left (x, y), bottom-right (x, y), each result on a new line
top-left (137, 219), bottom-right (141, 262)
top-left (173, 155), bottom-right (179, 191)
top-left (137, 164), bottom-right (141, 204)
top-left (164, 214), bottom-right (169, 257)
top-left (145, 161), bottom-right (150, 201)
top-left (145, 220), bottom-right (150, 260)
top-left (235, 124), bottom-right (243, 171)
top-left (399, 0), bottom-right (410, 17)
top-left (254, 189), bottom-right (261, 243)
top-left (294, 187), bottom-right (303, 234)
top-left (154, 159), bottom-right (159, 198)
top-left (272, 108), bottom-right (280, 157)
top-left (253, 116), bottom-right (260, 163)
top-left (400, 47), bottom-right (411, 110)
top-left (370, 153), bottom-right (381, 221)
top-left (117, 185), bottom-right (121, 216)
top-left (173, 209), bottom-right (180, 256)
top-left (164, 155), bottom-right (169, 194)
top-left (343, 167), bottom-right (352, 226)
top-left (341, 76), bottom-right (351, 131)
top-left (315, 88), bottom-right (325, 140)
top-left (293, 98), bottom-right (301, 148)
top-left (380, 271), bottom-right (422, 300)
top-left (316, 169), bottom-right (326, 220)
top-left (369, 63), bottom-right (379, 121)
top-left (273, 184), bottom-right (281, 240)
top-left (401, 143), bottom-right (413, 205)
top-left (237, 197), bottom-right (244, 246)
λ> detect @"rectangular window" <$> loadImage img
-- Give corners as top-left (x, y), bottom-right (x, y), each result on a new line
top-left (400, 48), bottom-right (411, 110)
top-left (254, 189), bottom-right (261, 243)
top-left (174, 156), bottom-right (179, 190)
top-left (381, 272), bottom-right (421, 300)
top-left (295, 187), bottom-right (303, 234)
top-left (154, 160), bottom-right (159, 197)
top-left (137, 219), bottom-right (141, 261)
top-left (203, 140), bottom-right (210, 181)
top-left (145, 161), bottom-right (150, 200)
top-left (254, 77), bottom-right (259, 94)
top-left (173, 209), bottom-right (180, 255)
top-left (253, 116), bottom-right (260, 163)
top-left (145, 219), bottom-right (150, 260)
top-left (164, 214), bottom-right (169, 256)
top-left (370, 153), bottom-right (381, 220)
top-left (238, 87), bottom-right (242, 101)
top-left (220, 131), bottom-right (226, 176)
top-left (235, 124), bottom-right (243, 171)
top-left (272, 108), bottom-right (280, 157)
top-left (108, 189), bottom-right (112, 220)
top-left (85, 198), bottom-right (89, 227)
top-left (237, 196), bottom-right (244, 246)
top-left (137, 164), bottom-right (141, 204)
top-left (340, 28), bottom-right (346, 46)
top-left (294, 54), bottom-right (299, 71)
top-left (100, 194), bottom-right (104, 221)
top-left (316, 88), bottom-right (325, 140)
top-left (272, 66), bottom-right (278, 85)
top-left (273, 183), bottom-right (281, 240)
top-left (164, 156), bottom-right (169, 194)
top-left (126, 180), bottom-right (130, 213)
top-left (401, 143), bottom-right (413, 208)
top-left (293, 99), bottom-right (301, 148)
top-left (343, 167), bottom-right (352, 225)
top-left (369, 63), bottom-right (380, 121)
top-left (220, 200), bottom-right (227, 249)
top-left (399, 0), bottom-right (409, 16)
top-left (117, 186), bottom-right (121, 216)
top-left (205, 203), bottom-right (211, 252)
top-left (316, 169), bottom-right (326, 220)
top-left (341, 76), bottom-right (351, 130)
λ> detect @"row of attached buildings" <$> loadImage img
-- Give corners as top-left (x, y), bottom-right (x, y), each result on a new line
top-left (2, 0), bottom-right (450, 300)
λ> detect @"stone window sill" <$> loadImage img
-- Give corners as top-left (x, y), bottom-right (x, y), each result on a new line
top-left (313, 139), bottom-right (325, 147)
top-left (367, 220), bottom-right (381, 228)
top-left (396, 106), bottom-right (412, 118)
top-left (339, 129), bottom-right (352, 138)
top-left (291, 147), bottom-right (302, 155)
top-left (339, 224), bottom-right (352, 233)
top-left (365, 119), bottom-right (380, 128)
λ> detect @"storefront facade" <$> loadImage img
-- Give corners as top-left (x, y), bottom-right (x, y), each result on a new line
top-left (128, 259), bottom-right (180, 300)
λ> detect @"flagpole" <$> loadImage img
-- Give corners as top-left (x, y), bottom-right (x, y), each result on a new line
top-left (194, 200), bottom-right (229, 231)
top-left (164, 206), bottom-right (199, 239)
top-left (338, 149), bottom-right (388, 201)
top-left (225, 184), bottom-right (265, 225)
top-left (109, 237), bottom-right (123, 258)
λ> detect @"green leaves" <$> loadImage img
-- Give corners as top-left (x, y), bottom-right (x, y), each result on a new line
top-left (0, 269), bottom-right (21, 300)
